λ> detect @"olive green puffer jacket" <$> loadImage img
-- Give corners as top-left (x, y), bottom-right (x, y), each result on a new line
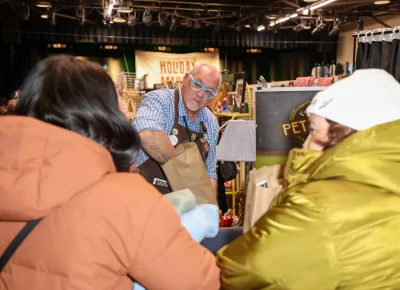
top-left (217, 120), bottom-right (400, 290)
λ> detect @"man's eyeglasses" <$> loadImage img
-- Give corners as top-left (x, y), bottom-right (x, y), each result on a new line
top-left (189, 75), bottom-right (217, 100)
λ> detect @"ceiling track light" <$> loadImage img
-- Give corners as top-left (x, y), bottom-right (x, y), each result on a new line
top-left (257, 25), bottom-right (265, 31)
top-left (36, 1), bottom-right (52, 8)
top-left (329, 19), bottom-right (340, 36)
top-left (158, 12), bottom-right (166, 27)
top-left (312, 18), bottom-right (326, 35)
top-left (310, 0), bottom-right (337, 11)
top-left (142, 9), bottom-right (152, 26)
top-left (76, 6), bottom-right (85, 25)
top-left (114, 13), bottom-right (126, 23)
top-left (107, 0), bottom-right (114, 17)
top-left (170, 17), bottom-right (178, 32)
top-left (194, 20), bottom-right (201, 30)
top-left (117, 6), bottom-right (133, 13)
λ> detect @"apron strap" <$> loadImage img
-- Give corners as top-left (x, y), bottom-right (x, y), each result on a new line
top-left (0, 219), bottom-right (42, 272)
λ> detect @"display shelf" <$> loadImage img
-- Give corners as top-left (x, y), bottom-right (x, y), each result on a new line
top-left (214, 112), bottom-right (251, 119)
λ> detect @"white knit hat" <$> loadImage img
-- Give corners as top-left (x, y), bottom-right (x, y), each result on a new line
top-left (306, 69), bottom-right (400, 131)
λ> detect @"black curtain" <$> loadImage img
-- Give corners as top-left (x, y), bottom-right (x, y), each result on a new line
top-left (356, 36), bottom-right (400, 82)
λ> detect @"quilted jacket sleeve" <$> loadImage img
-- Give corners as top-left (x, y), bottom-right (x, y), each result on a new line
top-left (216, 194), bottom-right (340, 290)
top-left (129, 196), bottom-right (220, 290)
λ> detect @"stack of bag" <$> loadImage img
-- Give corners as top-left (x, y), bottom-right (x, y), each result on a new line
top-left (243, 164), bottom-right (285, 233)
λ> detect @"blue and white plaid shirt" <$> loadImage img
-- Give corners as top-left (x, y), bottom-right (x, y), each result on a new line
top-left (133, 88), bottom-right (219, 179)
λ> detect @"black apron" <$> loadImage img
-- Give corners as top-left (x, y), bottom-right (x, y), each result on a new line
top-left (138, 89), bottom-right (210, 194)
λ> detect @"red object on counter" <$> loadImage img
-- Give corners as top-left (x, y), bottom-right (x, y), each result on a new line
top-left (220, 215), bottom-right (233, 227)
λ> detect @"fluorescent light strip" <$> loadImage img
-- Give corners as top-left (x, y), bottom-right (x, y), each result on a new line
top-left (276, 16), bottom-right (290, 24)
top-left (310, 0), bottom-right (337, 11)
top-left (257, 25), bottom-right (265, 31)
top-left (290, 13), bottom-right (298, 18)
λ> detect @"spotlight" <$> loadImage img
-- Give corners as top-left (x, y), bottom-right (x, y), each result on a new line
top-left (257, 25), bottom-right (265, 31)
top-left (50, 10), bottom-right (56, 26)
top-left (36, 1), bottom-right (51, 8)
top-left (329, 19), bottom-right (340, 36)
top-left (158, 12), bottom-right (166, 27)
top-left (17, 2), bottom-right (30, 21)
top-left (193, 20), bottom-right (201, 30)
top-left (76, 6), bottom-right (85, 25)
top-left (117, 6), bottom-right (133, 13)
top-left (170, 17), bottom-right (178, 32)
top-left (312, 18), bottom-right (326, 35)
top-left (213, 21), bottom-right (221, 34)
top-left (114, 13), bottom-right (126, 23)
top-left (293, 24), bottom-right (304, 32)
top-left (127, 12), bottom-right (137, 27)
top-left (142, 10), bottom-right (152, 26)
top-left (106, 0), bottom-right (114, 17)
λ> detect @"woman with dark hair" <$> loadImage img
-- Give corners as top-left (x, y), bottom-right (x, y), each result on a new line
top-left (0, 55), bottom-right (220, 290)
top-left (217, 69), bottom-right (400, 289)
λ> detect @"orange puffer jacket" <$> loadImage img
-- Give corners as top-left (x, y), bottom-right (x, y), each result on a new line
top-left (0, 116), bottom-right (220, 290)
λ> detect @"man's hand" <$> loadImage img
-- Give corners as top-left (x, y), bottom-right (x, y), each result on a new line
top-left (139, 130), bottom-right (179, 165)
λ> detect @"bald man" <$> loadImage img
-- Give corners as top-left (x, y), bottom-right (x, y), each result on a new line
top-left (133, 64), bottom-right (221, 196)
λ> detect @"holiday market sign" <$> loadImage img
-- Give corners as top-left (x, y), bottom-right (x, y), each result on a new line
top-left (135, 50), bottom-right (220, 89)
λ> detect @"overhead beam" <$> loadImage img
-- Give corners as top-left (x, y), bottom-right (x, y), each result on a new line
top-left (279, 0), bottom-right (300, 9)
top-left (371, 15), bottom-right (393, 28)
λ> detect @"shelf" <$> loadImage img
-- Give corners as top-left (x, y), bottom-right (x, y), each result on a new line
top-left (214, 112), bottom-right (250, 118)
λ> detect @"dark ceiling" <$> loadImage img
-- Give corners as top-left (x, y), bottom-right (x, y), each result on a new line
top-left (1, 0), bottom-right (400, 33)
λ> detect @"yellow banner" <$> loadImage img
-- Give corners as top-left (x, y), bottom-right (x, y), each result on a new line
top-left (135, 50), bottom-right (220, 88)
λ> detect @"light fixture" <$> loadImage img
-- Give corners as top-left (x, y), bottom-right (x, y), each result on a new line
top-left (266, 15), bottom-right (277, 20)
top-left (170, 17), bottom-right (178, 32)
top-left (270, 22), bottom-right (276, 27)
top-left (276, 16), bottom-right (290, 24)
top-left (213, 21), bottom-right (221, 34)
top-left (36, 1), bottom-right (51, 8)
top-left (312, 17), bottom-right (327, 35)
top-left (76, 6), bottom-right (85, 25)
top-left (310, 0), bottom-right (337, 11)
top-left (329, 19), bottom-right (340, 36)
top-left (302, 9), bottom-right (310, 15)
top-left (17, 2), bottom-right (30, 21)
top-left (117, 6), bottom-right (133, 13)
top-left (374, 0), bottom-right (390, 4)
top-left (107, 0), bottom-right (114, 17)
top-left (158, 12), bottom-right (166, 27)
top-left (41, 14), bottom-right (48, 19)
top-left (245, 24), bottom-right (251, 28)
top-left (257, 25), bottom-right (265, 31)
top-left (142, 10), bottom-right (152, 25)
top-left (194, 20), bottom-right (201, 29)
top-left (127, 11), bottom-right (137, 27)
top-left (113, 13), bottom-right (126, 23)
top-left (290, 13), bottom-right (298, 18)
top-left (304, 0), bottom-right (319, 2)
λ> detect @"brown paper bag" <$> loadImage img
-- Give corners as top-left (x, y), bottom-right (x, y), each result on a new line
top-left (243, 164), bottom-right (284, 233)
top-left (161, 143), bottom-right (218, 206)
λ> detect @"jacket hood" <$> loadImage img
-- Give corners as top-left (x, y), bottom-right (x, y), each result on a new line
top-left (285, 120), bottom-right (400, 195)
top-left (0, 116), bottom-right (116, 221)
